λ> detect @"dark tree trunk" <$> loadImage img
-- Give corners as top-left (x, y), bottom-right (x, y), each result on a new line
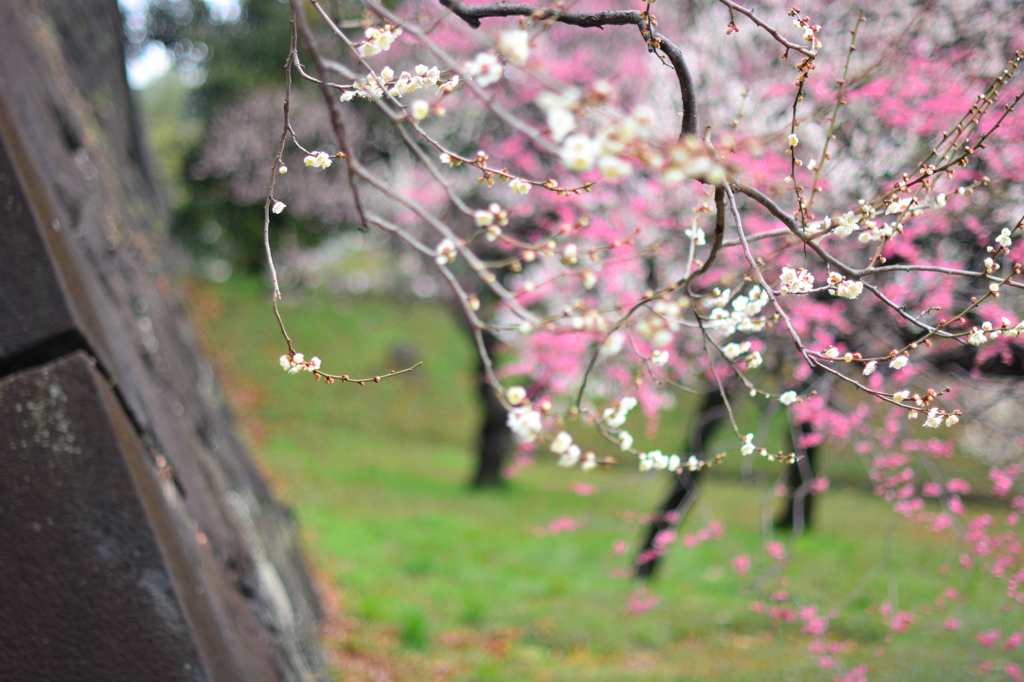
top-left (774, 421), bottom-right (818, 534)
top-left (471, 329), bottom-right (513, 487)
top-left (635, 388), bottom-right (727, 579)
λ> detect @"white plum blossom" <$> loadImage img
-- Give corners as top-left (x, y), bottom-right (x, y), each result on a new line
top-left (546, 108), bottom-right (577, 143)
top-left (945, 414), bottom-right (960, 427)
top-left (745, 351), bottom-right (763, 369)
top-left (272, 201), bottom-right (286, 214)
top-left (509, 178), bottom-right (531, 194)
top-left (788, 133), bottom-right (799, 147)
top-left (705, 288), bottom-right (731, 309)
top-left (581, 452), bottom-right (597, 471)
top-left (560, 134), bottom-right (601, 172)
top-left (967, 328), bottom-right (987, 346)
top-left (651, 330), bottom-right (674, 348)
top-left (506, 385), bottom-right (527, 405)
top-left (740, 434), bottom-right (755, 456)
top-left (410, 100), bottom-right (429, 122)
top-left (464, 52), bottom-right (504, 87)
top-left (686, 455), bottom-right (701, 472)
top-left (996, 228), bottom-right (1013, 248)
top-left (779, 267), bottom-right (814, 294)
top-left (340, 64), bottom-right (443, 102)
top-left (723, 341), bottom-right (751, 360)
top-left (639, 449), bottom-right (678, 472)
top-left (893, 390), bottom-right (910, 402)
top-left (435, 238), bottom-right (457, 264)
top-left (507, 406), bottom-right (542, 442)
top-left (440, 74), bottom-right (461, 93)
top-left (304, 151), bottom-right (333, 169)
top-left (280, 352), bottom-right (317, 375)
top-left (779, 391), bottom-right (798, 406)
top-left (885, 196), bottom-right (916, 215)
top-left (834, 278), bottom-right (864, 299)
top-left (638, 450), bottom-right (656, 472)
top-left (618, 430), bottom-right (634, 451)
top-left (498, 30), bottom-right (530, 66)
top-left (550, 431), bottom-right (573, 455)
top-left (600, 331), bottom-right (626, 356)
top-left (923, 408), bottom-right (943, 428)
top-left (863, 361), bottom-right (878, 376)
top-left (358, 25), bottom-right (402, 57)
top-left (651, 349), bottom-right (669, 366)
top-left (474, 210), bottom-right (494, 227)
top-left (890, 355), bottom-right (909, 370)
top-left (603, 396), bottom-right (638, 428)
top-left (597, 155), bottom-right (632, 179)
top-left (558, 444), bottom-right (581, 468)
top-left (415, 63), bottom-right (440, 81)
top-left (833, 211), bottom-right (860, 238)
top-left (537, 89), bottom-right (579, 142)
top-left (706, 286), bottom-right (770, 336)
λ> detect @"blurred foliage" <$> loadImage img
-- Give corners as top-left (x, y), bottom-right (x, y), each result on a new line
top-left (131, 0), bottom-right (366, 271)
top-left (138, 70), bottom-right (203, 211)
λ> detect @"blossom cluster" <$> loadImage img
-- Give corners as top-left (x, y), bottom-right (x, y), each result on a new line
top-left (705, 286), bottom-right (770, 337)
top-left (966, 317), bottom-right (1024, 346)
top-left (826, 272), bottom-right (863, 300)
top-left (602, 396), bottom-right (638, 429)
top-left (304, 151), bottom-right (333, 169)
top-left (549, 430), bottom-right (597, 470)
top-left (279, 353), bottom-right (321, 374)
top-left (339, 64), bottom-right (449, 102)
top-left (548, 96), bottom-right (655, 179)
top-left (638, 450), bottom-right (701, 473)
top-left (779, 267), bottom-right (814, 294)
top-left (357, 25), bottom-right (402, 58)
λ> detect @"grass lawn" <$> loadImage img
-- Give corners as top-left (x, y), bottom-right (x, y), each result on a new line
top-left (187, 275), bottom-right (1022, 681)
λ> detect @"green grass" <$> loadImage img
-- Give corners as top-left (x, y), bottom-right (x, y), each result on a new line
top-left (190, 275), bottom-right (1022, 681)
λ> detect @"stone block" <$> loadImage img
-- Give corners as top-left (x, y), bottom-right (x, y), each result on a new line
top-left (0, 352), bottom-right (280, 681)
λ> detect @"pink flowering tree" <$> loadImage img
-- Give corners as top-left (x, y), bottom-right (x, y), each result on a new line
top-left (249, 0), bottom-right (1024, 677)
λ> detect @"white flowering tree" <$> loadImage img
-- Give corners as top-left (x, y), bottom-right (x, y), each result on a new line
top-left (248, 0), bottom-right (1024, 676)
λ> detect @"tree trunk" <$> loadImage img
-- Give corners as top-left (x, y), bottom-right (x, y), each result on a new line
top-left (635, 388), bottom-right (727, 579)
top-left (471, 329), bottom-right (513, 487)
top-left (774, 421), bottom-right (818, 534)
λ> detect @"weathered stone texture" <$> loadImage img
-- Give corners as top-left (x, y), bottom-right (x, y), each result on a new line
top-left (0, 1), bottom-right (329, 680)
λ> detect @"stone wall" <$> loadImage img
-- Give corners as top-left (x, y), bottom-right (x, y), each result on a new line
top-left (0, 1), bottom-right (329, 679)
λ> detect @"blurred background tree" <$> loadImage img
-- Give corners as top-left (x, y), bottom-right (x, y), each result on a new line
top-left (130, 0), bottom-right (349, 271)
